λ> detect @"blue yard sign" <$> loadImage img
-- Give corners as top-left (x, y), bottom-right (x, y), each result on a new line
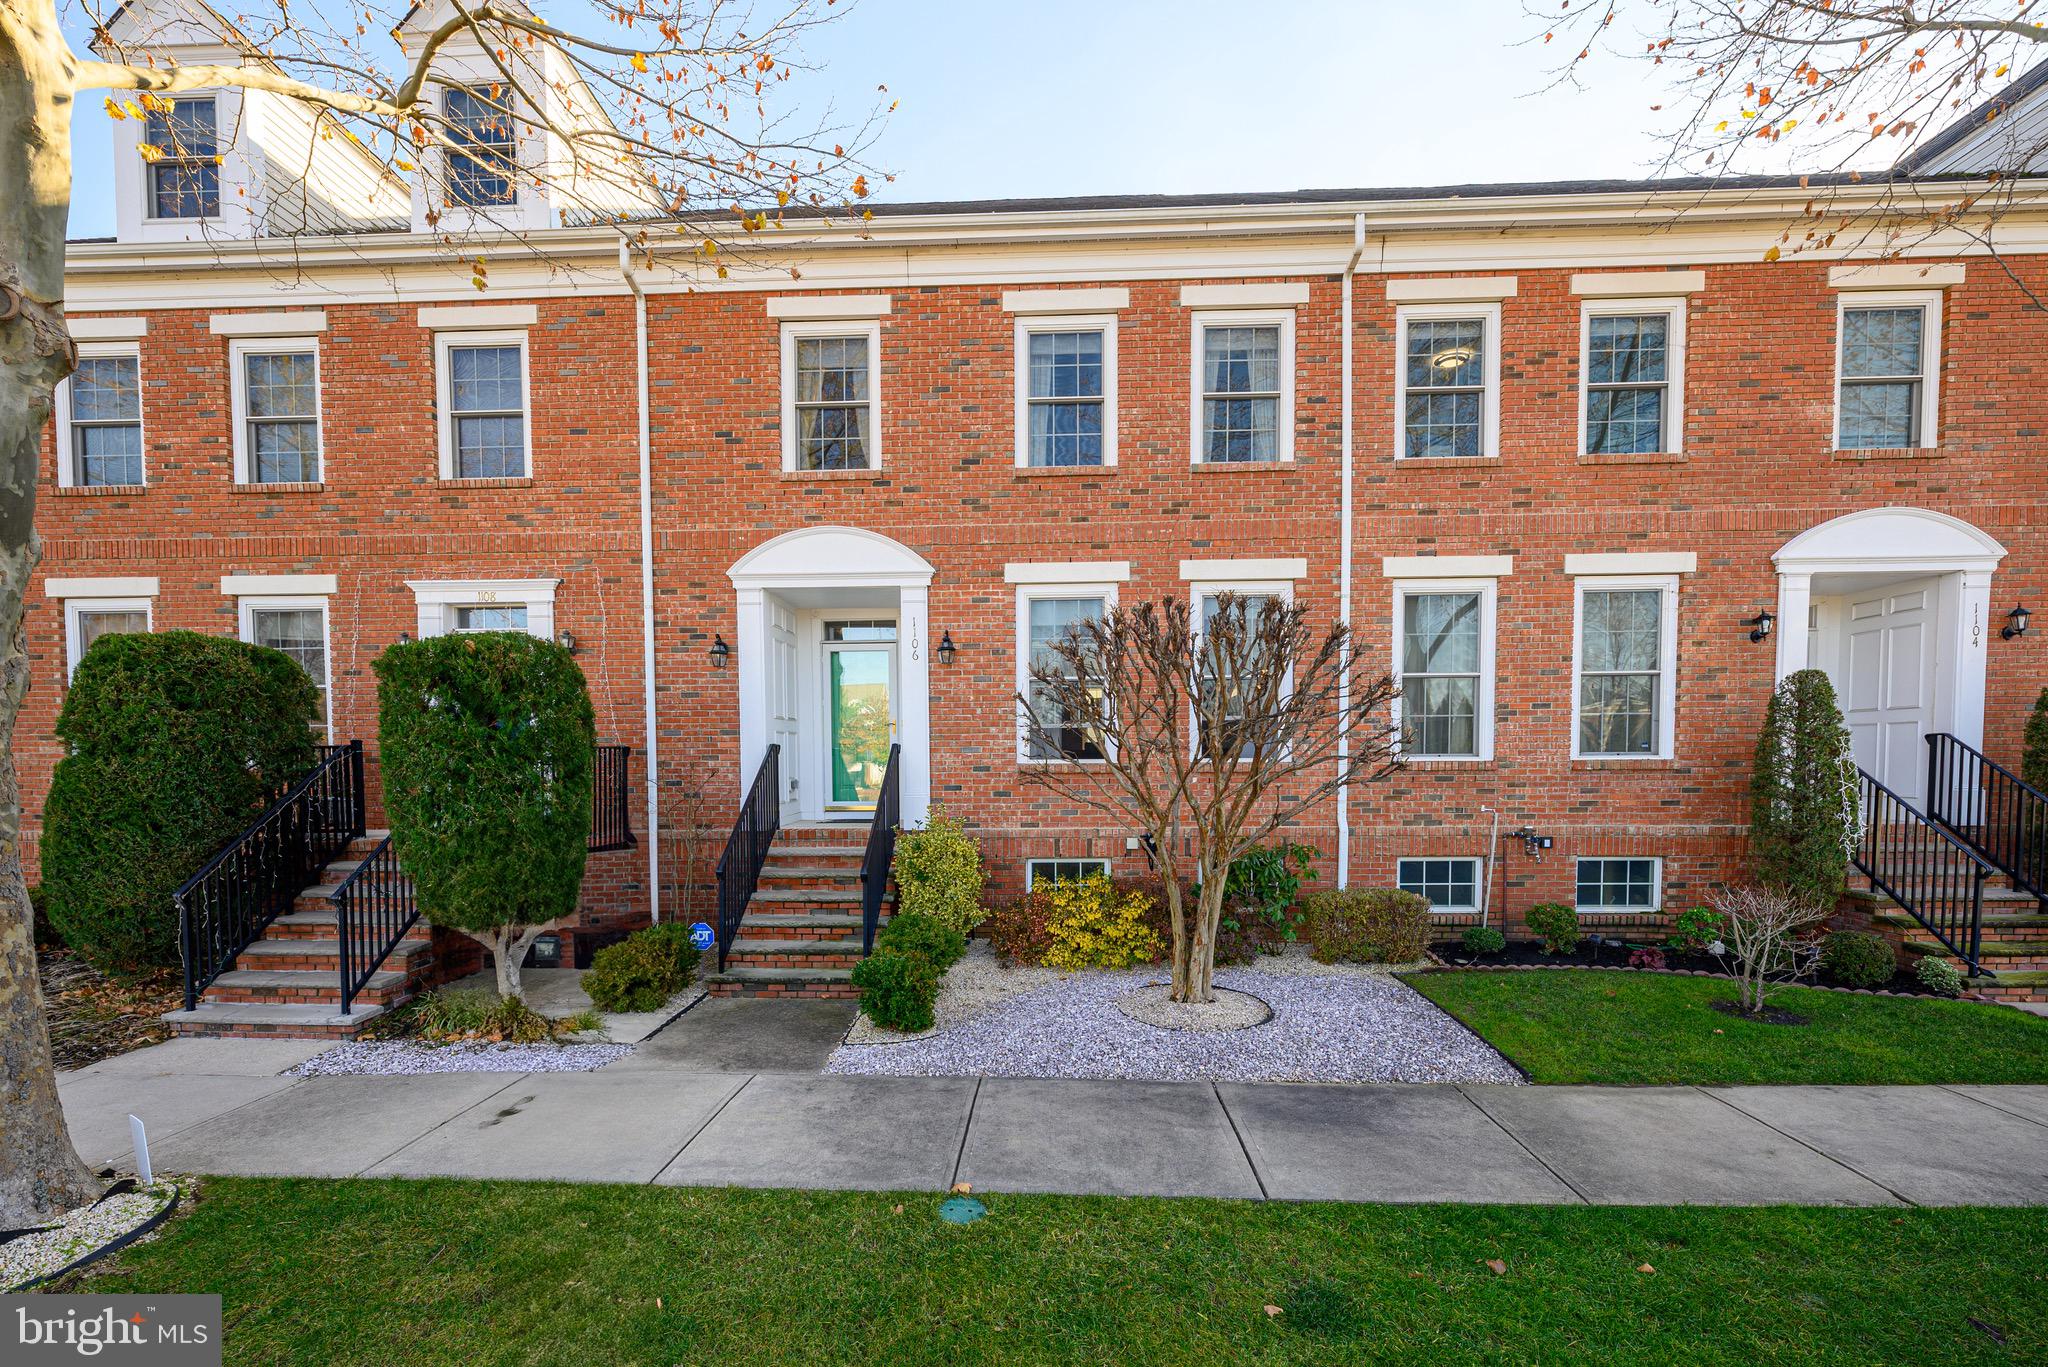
top-left (688, 921), bottom-right (715, 951)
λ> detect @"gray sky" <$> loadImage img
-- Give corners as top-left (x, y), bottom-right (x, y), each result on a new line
top-left (65, 0), bottom-right (1682, 237)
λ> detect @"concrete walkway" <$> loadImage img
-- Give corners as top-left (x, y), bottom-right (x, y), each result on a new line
top-left (57, 1038), bottom-right (2048, 1206)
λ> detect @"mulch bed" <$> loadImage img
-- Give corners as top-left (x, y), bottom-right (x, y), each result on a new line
top-left (1428, 938), bottom-right (1954, 1000)
top-left (36, 948), bottom-right (180, 1070)
top-left (1708, 998), bottom-right (1811, 1027)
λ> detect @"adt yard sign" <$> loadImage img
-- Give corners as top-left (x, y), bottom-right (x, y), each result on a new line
top-left (689, 922), bottom-right (714, 951)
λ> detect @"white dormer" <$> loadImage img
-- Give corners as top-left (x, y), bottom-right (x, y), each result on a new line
top-left (96, 0), bottom-right (408, 244)
top-left (396, 0), bottom-right (659, 234)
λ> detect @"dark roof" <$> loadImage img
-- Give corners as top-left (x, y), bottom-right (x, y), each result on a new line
top-left (1898, 59), bottom-right (2048, 174)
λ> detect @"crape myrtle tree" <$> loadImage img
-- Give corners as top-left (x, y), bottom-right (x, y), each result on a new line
top-left (0, 0), bottom-right (881, 1224)
top-left (1020, 593), bottom-right (1402, 1004)
top-left (1530, 1), bottom-right (2048, 303)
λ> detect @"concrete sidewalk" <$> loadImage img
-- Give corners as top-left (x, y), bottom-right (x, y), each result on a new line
top-left (57, 1039), bottom-right (2048, 1206)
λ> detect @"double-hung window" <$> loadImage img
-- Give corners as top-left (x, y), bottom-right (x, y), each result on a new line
top-left (1582, 303), bottom-right (1682, 455)
top-left (436, 332), bottom-right (528, 479)
top-left (1837, 293), bottom-right (1940, 449)
top-left (1017, 317), bottom-right (1113, 467)
top-left (64, 598), bottom-right (151, 678)
top-left (1576, 857), bottom-right (1661, 914)
top-left (240, 597), bottom-right (331, 733)
top-left (444, 87), bottom-right (517, 208)
top-left (1018, 591), bottom-right (1108, 761)
top-left (1193, 312), bottom-right (1292, 463)
top-left (63, 347), bottom-right (145, 487)
top-left (1397, 857), bottom-right (1481, 915)
top-left (1396, 303), bottom-right (1499, 459)
top-left (144, 96), bottom-right (219, 219)
top-left (1397, 585), bottom-right (1491, 759)
top-left (1195, 586), bottom-right (1288, 758)
top-left (783, 322), bottom-right (879, 471)
top-left (1573, 578), bottom-right (1677, 758)
top-left (233, 343), bottom-right (320, 483)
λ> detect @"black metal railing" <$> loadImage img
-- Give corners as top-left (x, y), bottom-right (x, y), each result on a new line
top-left (174, 740), bottom-right (367, 1010)
top-left (859, 744), bottom-right (902, 956)
top-left (1852, 766), bottom-right (1992, 974)
top-left (590, 744), bottom-right (636, 852)
top-left (713, 744), bottom-right (780, 971)
top-left (332, 834), bottom-right (418, 1014)
top-left (1925, 732), bottom-right (2048, 907)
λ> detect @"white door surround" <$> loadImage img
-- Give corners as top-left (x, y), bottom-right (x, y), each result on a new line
top-left (1772, 507), bottom-right (2005, 762)
top-left (728, 525), bottom-right (935, 825)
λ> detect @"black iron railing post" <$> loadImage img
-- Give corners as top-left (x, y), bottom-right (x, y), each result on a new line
top-left (714, 744), bottom-right (780, 972)
top-left (859, 745), bottom-right (901, 956)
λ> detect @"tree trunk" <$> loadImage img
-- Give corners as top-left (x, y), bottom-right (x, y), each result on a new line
top-left (0, 0), bottom-right (102, 1225)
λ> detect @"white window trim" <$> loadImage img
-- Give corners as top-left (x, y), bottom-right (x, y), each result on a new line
top-left (1577, 296), bottom-right (1686, 457)
top-left (55, 340), bottom-right (145, 489)
top-left (1569, 573), bottom-right (1680, 761)
top-left (1833, 288), bottom-right (1943, 451)
top-left (238, 594), bottom-right (333, 732)
top-left (1190, 577), bottom-right (1296, 760)
top-left (1396, 856), bottom-right (1483, 915)
top-left (1189, 308), bottom-right (1296, 465)
top-left (1024, 857), bottom-right (1113, 889)
top-left (780, 318), bottom-right (883, 473)
top-left (63, 596), bottom-right (152, 679)
top-left (1574, 855), bottom-right (1665, 916)
top-left (1015, 579), bottom-right (1120, 765)
top-left (1393, 300), bottom-right (1502, 460)
top-left (406, 578), bottom-right (558, 640)
top-left (229, 337), bottom-right (323, 485)
top-left (1013, 313), bottom-right (1118, 469)
top-left (1390, 577), bottom-right (1497, 762)
top-left (434, 329), bottom-right (531, 480)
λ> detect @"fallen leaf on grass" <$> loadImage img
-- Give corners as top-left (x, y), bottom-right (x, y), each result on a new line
top-left (951, 1182), bottom-right (972, 1194)
top-left (1967, 1318), bottom-right (2006, 1344)
top-left (1485, 1260), bottom-right (1507, 1275)
top-left (1263, 1305), bottom-right (1283, 1317)
top-left (1637, 1264), bottom-right (1656, 1275)
top-left (891, 1204), bottom-right (903, 1214)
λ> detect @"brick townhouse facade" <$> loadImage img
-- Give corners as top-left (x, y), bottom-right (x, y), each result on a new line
top-left (32, 7), bottom-right (2048, 960)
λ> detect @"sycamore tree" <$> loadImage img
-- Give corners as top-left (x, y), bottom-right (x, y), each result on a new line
top-left (0, 0), bottom-right (879, 1225)
top-left (1532, 1), bottom-right (2048, 299)
top-left (1020, 594), bottom-right (1402, 1004)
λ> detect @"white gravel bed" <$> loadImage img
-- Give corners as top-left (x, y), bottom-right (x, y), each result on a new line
top-left (2, 1183), bottom-right (178, 1291)
top-left (1115, 983), bottom-right (1271, 1031)
top-left (843, 940), bottom-right (1063, 1045)
top-left (285, 1040), bottom-right (633, 1077)
top-left (826, 957), bottom-right (1522, 1084)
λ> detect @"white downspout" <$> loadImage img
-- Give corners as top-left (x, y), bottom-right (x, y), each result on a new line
top-left (619, 239), bottom-right (663, 922)
top-left (1336, 213), bottom-right (1366, 889)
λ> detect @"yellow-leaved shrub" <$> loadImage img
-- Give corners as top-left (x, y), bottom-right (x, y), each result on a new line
top-left (1042, 874), bottom-right (1165, 970)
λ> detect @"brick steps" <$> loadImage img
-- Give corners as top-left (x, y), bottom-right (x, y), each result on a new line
top-left (160, 1002), bottom-right (387, 1037)
top-left (706, 824), bottom-right (880, 999)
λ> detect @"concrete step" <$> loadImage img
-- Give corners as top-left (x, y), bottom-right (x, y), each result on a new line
top-left (704, 964), bottom-right (858, 999)
top-left (162, 1001), bottom-right (386, 1038)
top-left (735, 911), bottom-right (870, 938)
top-left (202, 967), bottom-right (409, 1006)
top-left (724, 936), bottom-right (865, 970)
top-left (755, 867), bottom-right (867, 892)
top-left (1900, 940), bottom-right (2048, 971)
top-left (234, 938), bottom-right (433, 973)
top-left (764, 845), bottom-right (865, 865)
top-left (748, 887), bottom-right (864, 907)
top-left (1964, 970), bottom-right (2048, 1003)
top-left (772, 824), bottom-right (874, 847)
top-left (266, 908), bottom-right (435, 941)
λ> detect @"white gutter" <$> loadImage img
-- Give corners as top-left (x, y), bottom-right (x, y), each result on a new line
top-left (618, 237), bottom-right (663, 922)
top-left (1335, 212), bottom-right (1366, 890)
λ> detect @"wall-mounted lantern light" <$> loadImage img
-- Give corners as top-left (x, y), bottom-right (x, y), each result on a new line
top-left (2003, 604), bottom-right (2032, 640)
top-left (709, 634), bottom-right (731, 668)
top-left (1743, 609), bottom-right (1776, 644)
top-left (936, 630), bottom-right (957, 666)
top-left (395, 630), bottom-right (412, 646)
top-left (555, 630), bottom-right (578, 655)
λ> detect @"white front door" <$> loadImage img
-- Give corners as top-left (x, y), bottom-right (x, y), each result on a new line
top-left (768, 599), bottom-right (802, 821)
top-left (1842, 578), bottom-right (1937, 806)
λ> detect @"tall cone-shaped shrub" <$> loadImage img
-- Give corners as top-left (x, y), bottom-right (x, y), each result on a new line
top-left (1748, 668), bottom-right (1860, 902)
top-left (2023, 687), bottom-right (2048, 796)
top-left (375, 633), bottom-right (594, 997)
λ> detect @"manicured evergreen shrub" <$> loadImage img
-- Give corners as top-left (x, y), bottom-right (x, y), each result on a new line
top-left (1666, 906), bottom-right (1725, 955)
top-left (1914, 956), bottom-right (1965, 998)
top-left (1524, 902), bottom-right (1581, 956)
top-left (1218, 841), bottom-right (1318, 950)
top-left (41, 631), bottom-right (318, 975)
top-left (1460, 924), bottom-right (1507, 957)
top-left (1749, 669), bottom-right (1860, 903)
top-left (1300, 888), bottom-right (1432, 964)
top-left (583, 923), bottom-right (699, 1013)
top-left (2025, 687), bottom-right (2048, 796)
top-left (890, 805), bottom-right (985, 934)
top-left (875, 910), bottom-right (966, 973)
top-left (1819, 929), bottom-right (1897, 989)
top-left (375, 632), bottom-right (594, 997)
top-left (850, 951), bottom-right (938, 1032)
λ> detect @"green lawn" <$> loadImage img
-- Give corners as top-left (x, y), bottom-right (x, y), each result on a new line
top-left (1405, 968), bottom-right (2048, 1086)
top-left (66, 1177), bottom-right (2044, 1365)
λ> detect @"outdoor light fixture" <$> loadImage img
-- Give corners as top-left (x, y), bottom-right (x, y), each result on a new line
top-left (1744, 609), bottom-right (1776, 643)
top-left (2004, 604), bottom-right (2032, 640)
top-left (555, 630), bottom-right (578, 654)
top-left (709, 634), bottom-right (731, 668)
top-left (395, 630), bottom-right (412, 646)
top-left (937, 630), bottom-right (957, 666)
top-left (1430, 346), bottom-right (1476, 372)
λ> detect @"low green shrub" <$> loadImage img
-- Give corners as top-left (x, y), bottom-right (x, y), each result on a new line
top-left (876, 910), bottom-right (966, 973)
top-left (1460, 924), bottom-right (1507, 957)
top-left (1915, 956), bottom-right (1965, 998)
top-left (851, 951), bottom-right (938, 1032)
top-left (891, 805), bottom-right (985, 934)
top-left (1667, 906), bottom-right (1725, 955)
top-left (1217, 842), bottom-right (1318, 952)
top-left (583, 922), bottom-right (700, 1013)
top-left (1819, 930), bottom-right (1897, 989)
top-left (1525, 903), bottom-right (1581, 956)
top-left (1300, 888), bottom-right (1431, 965)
